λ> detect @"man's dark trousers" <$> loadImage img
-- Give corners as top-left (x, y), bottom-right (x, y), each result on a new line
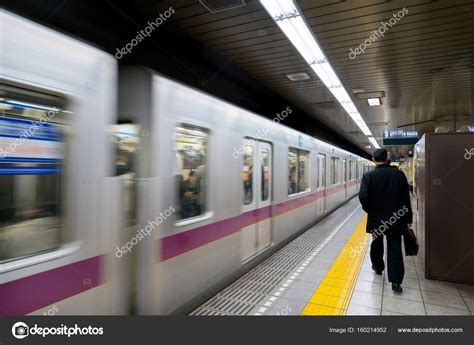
top-left (370, 233), bottom-right (405, 284)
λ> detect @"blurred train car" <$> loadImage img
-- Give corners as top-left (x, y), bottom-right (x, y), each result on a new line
top-left (0, 10), bottom-right (126, 315)
top-left (0, 11), bottom-right (370, 315)
top-left (119, 67), bottom-right (369, 314)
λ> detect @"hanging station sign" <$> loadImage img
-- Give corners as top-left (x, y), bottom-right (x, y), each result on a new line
top-left (383, 130), bottom-right (419, 145)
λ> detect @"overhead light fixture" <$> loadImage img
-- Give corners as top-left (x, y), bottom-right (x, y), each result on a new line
top-left (199, 0), bottom-right (246, 13)
top-left (286, 72), bottom-right (311, 81)
top-left (368, 136), bottom-right (381, 149)
top-left (369, 121), bottom-right (388, 126)
top-left (260, 0), bottom-right (374, 143)
top-left (367, 97), bottom-right (381, 106)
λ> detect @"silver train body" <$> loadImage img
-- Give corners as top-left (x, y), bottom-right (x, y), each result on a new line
top-left (0, 11), bottom-right (370, 315)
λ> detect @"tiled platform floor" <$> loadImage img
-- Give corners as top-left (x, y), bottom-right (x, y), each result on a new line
top-left (266, 207), bottom-right (474, 316)
top-left (263, 206), bottom-right (367, 315)
top-left (346, 249), bottom-right (474, 316)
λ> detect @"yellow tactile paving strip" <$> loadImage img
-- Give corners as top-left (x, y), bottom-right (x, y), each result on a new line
top-left (301, 214), bottom-right (369, 315)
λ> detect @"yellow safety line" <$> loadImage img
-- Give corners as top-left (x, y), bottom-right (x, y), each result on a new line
top-left (301, 214), bottom-right (369, 316)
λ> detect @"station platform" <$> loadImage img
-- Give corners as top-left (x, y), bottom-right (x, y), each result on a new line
top-left (191, 198), bottom-right (474, 316)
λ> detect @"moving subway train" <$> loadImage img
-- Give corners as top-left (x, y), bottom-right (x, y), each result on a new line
top-left (0, 11), bottom-right (371, 315)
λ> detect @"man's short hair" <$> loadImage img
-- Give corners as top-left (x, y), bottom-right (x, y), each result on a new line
top-left (372, 148), bottom-right (388, 163)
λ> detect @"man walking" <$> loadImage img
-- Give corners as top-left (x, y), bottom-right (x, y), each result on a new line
top-left (359, 149), bottom-right (413, 292)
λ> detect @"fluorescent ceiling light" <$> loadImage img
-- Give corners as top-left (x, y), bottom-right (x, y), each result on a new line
top-left (367, 97), bottom-right (381, 106)
top-left (260, 0), bottom-right (374, 145)
top-left (368, 137), bottom-right (380, 149)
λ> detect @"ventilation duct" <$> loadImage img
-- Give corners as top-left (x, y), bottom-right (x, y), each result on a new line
top-left (199, 0), bottom-right (246, 13)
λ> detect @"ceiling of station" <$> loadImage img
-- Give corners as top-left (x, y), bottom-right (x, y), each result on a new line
top-left (135, 0), bottom-right (474, 154)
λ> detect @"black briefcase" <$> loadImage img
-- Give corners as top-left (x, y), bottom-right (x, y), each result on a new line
top-left (403, 228), bottom-right (419, 256)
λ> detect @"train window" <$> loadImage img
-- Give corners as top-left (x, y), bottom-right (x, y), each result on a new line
top-left (342, 159), bottom-right (347, 183)
top-left (111, 123), bottom-right (140, 177)
top-left (349, 161), bottom-right (353, 180)
top-left (174, 124), bottom-right (208, 221)
top-left (298, 150), bottom-right (309, 192)
top-left (243, 144), bottom-right (253, 205)
top-left (317, 153), bottom-right (326, 188)
top-left (288, 148), bottom-right (298, 194)
top-left (110, 122), bottom-right (140, 225)
top-left (260, 148), bottom-right (269, 201)
top-left (0, 86), bottom-right (69, 262)
top-left (288, 148), bottom-right (310, 195)
top-left (331, 157), bottom-right (340, 185)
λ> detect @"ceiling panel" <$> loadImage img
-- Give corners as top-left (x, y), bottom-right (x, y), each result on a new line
top-left (136, 0), bottom-right (474, 153)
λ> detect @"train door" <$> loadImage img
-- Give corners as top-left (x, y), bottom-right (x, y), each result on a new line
top-left (257, 142), bottom-right (272, 252)
top-left (342, 159), bottom-right (347, 199)
top-left (317, 153), bottom-right (326, 214)
top-left (241, 139), bottom-right (272, 261)
top-left (110, 121), bottom-right (141, 313)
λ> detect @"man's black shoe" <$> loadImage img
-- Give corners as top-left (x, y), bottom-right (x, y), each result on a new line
top-left (392, 283), bottom-right (403, 293)
top-left (372, 265), bottom-right (383, 275)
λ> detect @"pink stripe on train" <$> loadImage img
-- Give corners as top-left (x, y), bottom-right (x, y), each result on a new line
top-left (159, 182), bottom-right (356, 262)
top-left (0, 255), bottom-right (104, 316)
